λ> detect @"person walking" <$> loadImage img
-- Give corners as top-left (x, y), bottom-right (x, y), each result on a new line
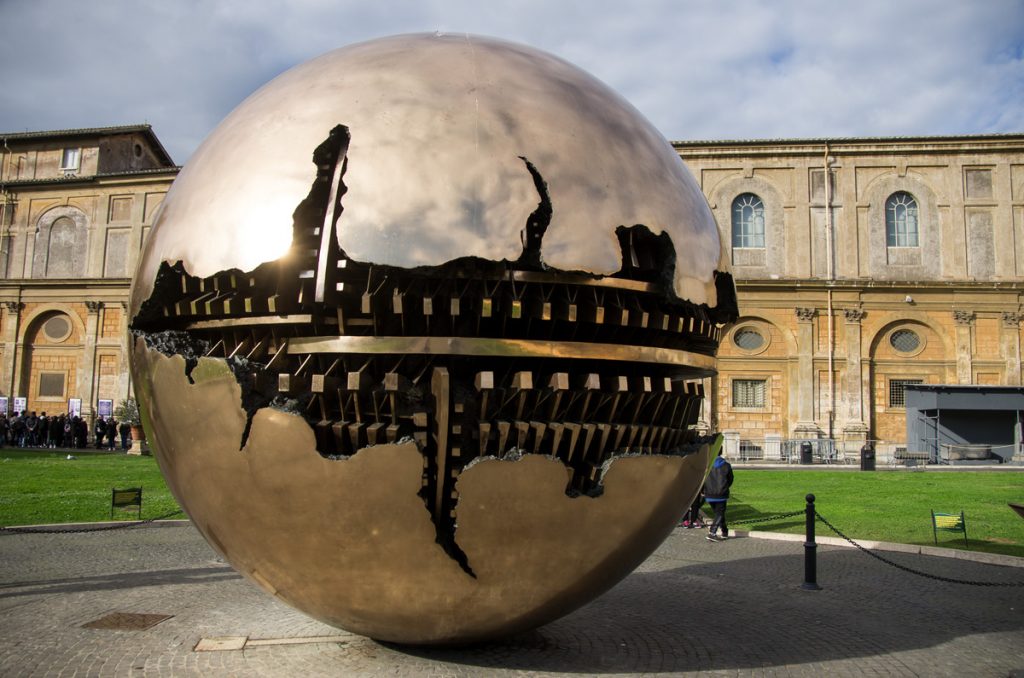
top-left (705, 448), bottom-right (734, 541)
top-left (681, 486), bottom-right (705, 528)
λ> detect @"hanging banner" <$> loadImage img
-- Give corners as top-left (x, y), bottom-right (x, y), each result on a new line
top-left (97, 399), bottom-right (113, 417)
top-left (68, 398), bottom-right (82, 418)
top-left (13, 397), bottom-right (26, 414)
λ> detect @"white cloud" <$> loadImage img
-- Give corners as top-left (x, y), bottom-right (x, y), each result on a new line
top-left (0, 0), bottom-right (1021, 163)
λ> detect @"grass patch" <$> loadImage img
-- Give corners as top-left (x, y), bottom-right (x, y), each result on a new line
top-left (727, 469), bottom-right (1024, 558)
top-left (2, 452), bottom-right (1022, 560)
top-left (0, 449), bottom-right (180, 526)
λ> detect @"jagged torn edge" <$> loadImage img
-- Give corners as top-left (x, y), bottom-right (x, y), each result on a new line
top-left (130, 124), bottom-right (729, 577)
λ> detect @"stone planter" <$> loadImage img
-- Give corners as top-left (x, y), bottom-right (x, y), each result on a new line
top-left (129, 425), bottom-right (149, 455)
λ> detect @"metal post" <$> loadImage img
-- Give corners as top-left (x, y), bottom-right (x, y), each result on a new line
top-left (802, 493), bottom-right (821, 590)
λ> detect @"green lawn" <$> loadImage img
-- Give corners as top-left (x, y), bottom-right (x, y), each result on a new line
top-left (2, 451), bottom-right (1022, 559)
top-left (729, 469), bottom-right (1024, 558)
top-left (0, 449), bottom-right (181, 526)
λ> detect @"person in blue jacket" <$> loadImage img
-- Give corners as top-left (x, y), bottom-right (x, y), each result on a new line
top-left (704, 448), bottom-right (734, 541)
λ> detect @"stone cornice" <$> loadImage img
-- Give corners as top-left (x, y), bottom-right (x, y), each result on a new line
top-left (673, 134), bottom-right (1024, 159)
top-left (732, 278), bottom-right (1024, 291)
top-left (0, 169), bottom-right (178, 190)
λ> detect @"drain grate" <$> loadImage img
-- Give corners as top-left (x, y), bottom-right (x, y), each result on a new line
top-left (82, 612), bottom-right (174, 631)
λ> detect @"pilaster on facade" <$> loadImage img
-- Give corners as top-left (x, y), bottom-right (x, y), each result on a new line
top-left (1, 301), bottom-right (23, 398)
top-left (842, 307), bottom-right (868, 436)
top-left (78, 301), bottom-right (103, 418)
top-left (117, 300), bottom-right (131, 398)
top-left (953, 310), bottom-right (974, 384)
top-left (793, 307), bottom-right (818, 434)
top-left (1001, 312), bottom-right (1022, 385)
top-left (795, 307), bottom-right (817, 323)
top-left (843, 308), bottom-right (865, 323)
top-left (953, 310), bottom-right (975, 326)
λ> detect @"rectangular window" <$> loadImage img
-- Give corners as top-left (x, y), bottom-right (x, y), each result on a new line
top-left (888, 378), bottom-right (922, 408)
top-left (732, 378), bottom-right (766, 408)
top-left (60, 148), bottom-right (81, 171)
top-left (38, 372), bottom-right (66, 398)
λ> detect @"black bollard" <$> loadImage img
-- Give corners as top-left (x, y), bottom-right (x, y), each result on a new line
top-left (802, 493), bottom-right (821, 590)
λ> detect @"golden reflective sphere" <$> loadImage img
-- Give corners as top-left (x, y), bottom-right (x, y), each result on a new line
top-left (129, 33), bottom-right (736, 645)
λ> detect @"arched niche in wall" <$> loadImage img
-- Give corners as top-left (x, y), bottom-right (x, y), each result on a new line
top-left (867, 316), bottom-right (951, 361)
top-left (861, 173), bottom-right (940, 281)
top-left (17, 306), bottom-right (85, 411)
top-left (32, 206), bottom-right (89, 279)
top-left (707, 175), bottom-right (785, 277)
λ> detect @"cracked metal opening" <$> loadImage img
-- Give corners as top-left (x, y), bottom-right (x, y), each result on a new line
top-left (131, 125), bottom-right (737, 575)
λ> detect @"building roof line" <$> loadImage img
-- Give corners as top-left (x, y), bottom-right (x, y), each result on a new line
top-left (672, 132), bottom-right (1024, 147)
top-left (0, 124), bottom-right (175, 165)
top-left (1, 123), bottom-right (152, 140)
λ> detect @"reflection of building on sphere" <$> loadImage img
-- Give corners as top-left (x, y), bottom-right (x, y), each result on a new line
top-left (129, 33), bottom-right (736, 645)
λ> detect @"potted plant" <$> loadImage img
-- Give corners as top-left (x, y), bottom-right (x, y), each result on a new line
top-left (114, 397), bottom-right (144, 441)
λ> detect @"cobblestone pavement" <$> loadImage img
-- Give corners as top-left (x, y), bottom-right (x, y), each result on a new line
top-left (1, 523), bottom-right (1022, 677)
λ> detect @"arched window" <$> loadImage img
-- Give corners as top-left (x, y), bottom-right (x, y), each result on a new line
top-left (885, 191), bottom-right (919, 247)
top-left (731, 193), bottom-right (765, 248)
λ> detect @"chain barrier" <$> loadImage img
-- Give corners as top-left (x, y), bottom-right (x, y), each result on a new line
top-left (728, 510), bottom-right (804, 526)
top-left (814, 510), bottom-right (1024, 588)
top-left (4, 502), bottom-right (1021, 588)
top-left (0, 509), bottom-right (185, 535)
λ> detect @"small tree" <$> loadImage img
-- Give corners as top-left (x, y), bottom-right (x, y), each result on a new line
top-left (114, 397), bottom-right (141, 426)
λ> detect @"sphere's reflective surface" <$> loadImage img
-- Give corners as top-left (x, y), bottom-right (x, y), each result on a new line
top-left (130, 33), bottom-right (737, 645)
top-left (132, 33), bottom-right (726, 314)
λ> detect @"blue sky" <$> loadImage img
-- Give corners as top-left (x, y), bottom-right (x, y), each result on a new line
top-left (1, 0), bottom-right (1022, 165)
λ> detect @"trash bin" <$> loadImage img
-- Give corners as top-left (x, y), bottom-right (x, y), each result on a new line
top-left (800, 442), bottom-right (813, 465)
top-left (860, 443), bottom-right (876, 471)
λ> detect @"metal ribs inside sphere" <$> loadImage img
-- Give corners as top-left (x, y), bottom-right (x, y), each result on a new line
top-left (128, 34), bottom-right (738, 645)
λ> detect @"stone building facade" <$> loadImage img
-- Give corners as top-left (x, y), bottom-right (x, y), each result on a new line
top-left (1, 126), bottom-right (1021, 456)
top-left (0, 125), bottom-right (176, 419)
top-left (675, 134), bottom-right (1024, 458)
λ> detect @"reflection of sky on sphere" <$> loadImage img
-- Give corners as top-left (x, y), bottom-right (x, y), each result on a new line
top-left (136, 33), bottom-right (723, 310)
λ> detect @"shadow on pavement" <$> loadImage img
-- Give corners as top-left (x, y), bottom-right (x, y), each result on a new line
top-left (390, 545), bottom-right (1024, 674)
top-left (0, 566), bottom-right (239, 599)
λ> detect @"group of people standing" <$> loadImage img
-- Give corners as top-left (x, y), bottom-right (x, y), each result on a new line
top-left (0, 411), bottom-right (133, 450)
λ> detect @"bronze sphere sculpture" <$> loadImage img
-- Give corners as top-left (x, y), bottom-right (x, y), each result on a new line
top-left (128, 33), bottom-right (737, 645)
